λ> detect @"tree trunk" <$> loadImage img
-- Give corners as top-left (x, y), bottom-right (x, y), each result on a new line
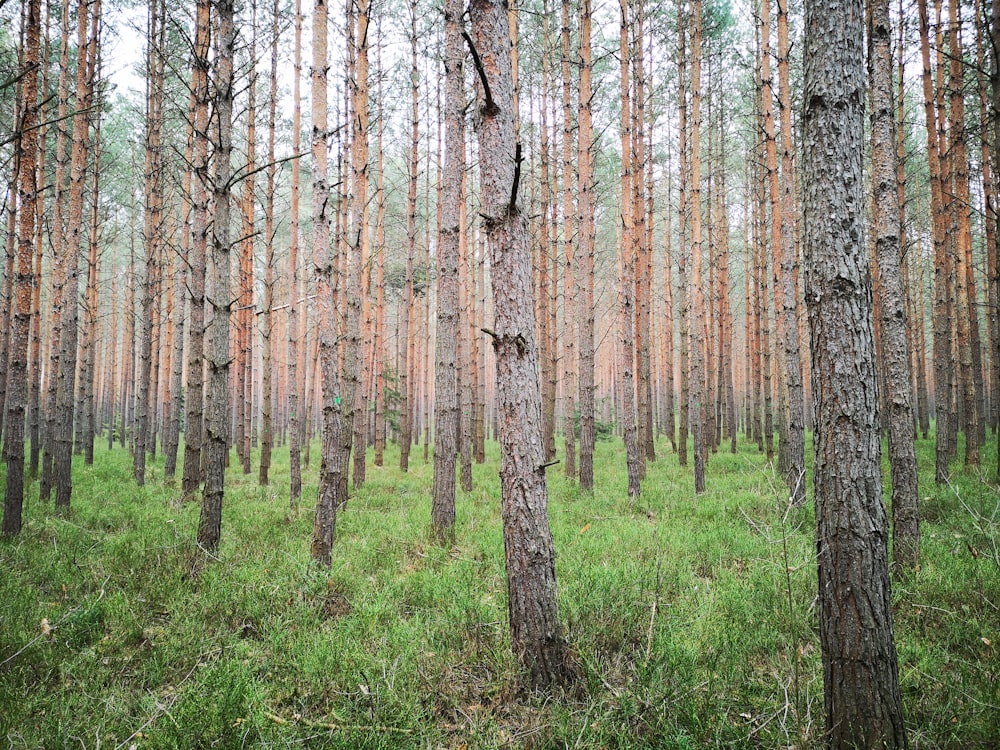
top-left (688, 0), bottom-right (707, 494)
top-left (3, 0), bottom-right (41, 535)
top-left (260, 0), bottom-right (279, 487)
top-left (432, 0), bottom-right (463, 538)
top-left (287, 0), bottom-right (303, 506)
top-left (576, 0), bottom-right (595, 491)
top-left (918, 0), bottom-right (952, 483)
top-left (399, 0), bottom-right (418, 473)
top-left (776, 0), bottom-right (805, 501)
top-left (803, 0), bottom-right (908, 744)
top-left (618, 0), bottom-right (641, 498)
top-left (183, 0), bottom-right (211, 498)
top-left (55, 0), bottom-right (97, 507)
top-left (470, 0), bottom-right (572, 687)
top-left (869, 0), bottom-right (919, 572)
top-left (311, 0), bottom-right (340, 566)
top-left (198, 0), bottom-right (236, 555)
top-left (560, 0), bottom-right (576, 479)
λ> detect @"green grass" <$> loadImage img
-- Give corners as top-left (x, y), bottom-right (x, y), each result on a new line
top-left (1, 431), bottom-right (998, 748)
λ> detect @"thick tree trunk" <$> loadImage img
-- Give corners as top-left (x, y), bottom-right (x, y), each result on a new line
top-left (470, 0), bottom-right (572, 687)
top-left (198, 0), bottom-right (235, 555)
top-left (802, 0), bottom-right (908, 744)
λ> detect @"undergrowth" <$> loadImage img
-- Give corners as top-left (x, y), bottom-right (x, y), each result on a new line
top-left (1, 432), bottom-right (997, 748)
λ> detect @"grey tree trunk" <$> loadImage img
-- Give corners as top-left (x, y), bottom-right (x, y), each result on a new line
top-left (575, 0), bottom-right (595, 491)
top-left (802, 0), bottom-right (908, 745)
top-left (432, 0), bottom-right (464, 538)
top-left (182, 0), bottom-right (211, 498)
top-left (869, 0), bottom-right (919, 573)
top-left (470, 0), bottom-right (572, 688)
top-left (197, 0), bottom-right (235, 555)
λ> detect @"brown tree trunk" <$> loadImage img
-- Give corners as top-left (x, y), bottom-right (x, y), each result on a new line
top-left (80, 87), bottom-right (102, 466)
top-left (470, 0), bottom-right (572, 686)
top-left (342, 0), bottom-right (370, 498)
top-left (803, 0), bottom-right (908, 743)
top-left (198, 0), bottom-right (235, 555)
top-left (676, 4), bottom-right (690, 468)
top-left (3, 0), bottom-right (41, 536)
top-left (311, 0), bottom-right (340, 565)
top-left (946, 0), bottom-right (979, 466)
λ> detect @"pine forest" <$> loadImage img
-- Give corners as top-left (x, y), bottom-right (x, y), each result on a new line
top-left (1, 0), bottom-right (998, 746)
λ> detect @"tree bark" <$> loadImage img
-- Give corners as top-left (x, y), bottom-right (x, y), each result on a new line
top-left (802, 0), bottom-right (908, 744)
top-left (287, 0), bottom-right (303, 506)
top-left (470, 0), bottom-right (572, 687)
top-left (183, 0), bottom-right (211, 498)
top-left (3, 0), bottom-right (41, 536)
top-left (198, 0), bottom-right (236, 555)
top-left (869, 0), bottom-right (919, 572)
top-left (432, 0), bottom-right (464, 538)
top-left (311, 0), bottom-right (340, 566)
top-left (575, 0), bottom-right (595, 491)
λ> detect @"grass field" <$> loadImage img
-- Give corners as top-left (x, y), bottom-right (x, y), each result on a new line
top-left (1, 432), bottom-right (997, 748)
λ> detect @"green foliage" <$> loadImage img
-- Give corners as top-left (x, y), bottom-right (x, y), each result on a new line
top-left (0, 430), bottom-right (997, 747)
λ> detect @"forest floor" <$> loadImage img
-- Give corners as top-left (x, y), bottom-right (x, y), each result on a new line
top-left (1, 432), bottom-right (998, 748)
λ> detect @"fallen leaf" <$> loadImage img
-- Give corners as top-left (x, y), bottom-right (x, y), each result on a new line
top-left (982, 638), bottom-right (992, 647)
top-left (40, 618), bottom-right (51, 636)
top-left (580, 523), bottom-right (591, 534)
